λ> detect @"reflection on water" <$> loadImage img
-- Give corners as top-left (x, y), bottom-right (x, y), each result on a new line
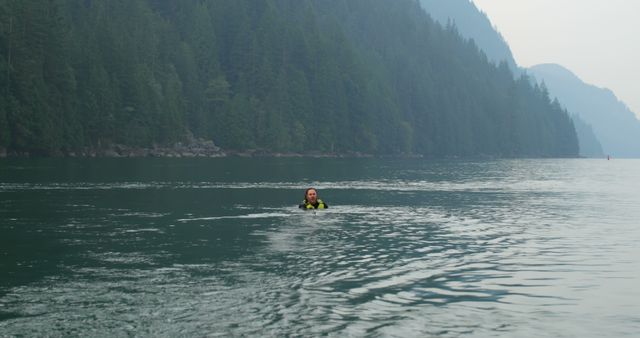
top-left (1, 158), bottom-right (639, 336)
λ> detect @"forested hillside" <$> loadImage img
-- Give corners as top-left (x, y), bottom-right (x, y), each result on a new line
top-left (418, 0), bottom-right (518, 73)
top-left (0, 0), bottom-right (578, 157)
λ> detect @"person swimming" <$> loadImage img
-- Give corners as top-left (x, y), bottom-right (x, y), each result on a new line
top-left (299, 187), bottom-right (328, 209)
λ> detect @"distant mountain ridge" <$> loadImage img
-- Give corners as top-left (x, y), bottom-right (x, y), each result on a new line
top-left (529, 64), bottom-right (640, 158)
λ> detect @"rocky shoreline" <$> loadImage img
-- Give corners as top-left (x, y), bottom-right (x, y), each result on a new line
top-left (90, 139), bottom-right (225, 158)
top-left (0, 139), bottom-right (225, 158)
top-left (0, 140), bottom-right (377, 159)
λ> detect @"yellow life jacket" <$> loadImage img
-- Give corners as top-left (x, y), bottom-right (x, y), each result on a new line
top-left (302, 199), bottom-right (326, 209)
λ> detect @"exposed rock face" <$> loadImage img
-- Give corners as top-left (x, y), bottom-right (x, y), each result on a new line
top-left (3, 139), bottom-right (225, 158)
top-left (101, 139), bottom-right (226, 158)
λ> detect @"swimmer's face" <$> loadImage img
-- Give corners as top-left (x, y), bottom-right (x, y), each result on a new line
top-left (306, 189), bottom-right (318, 204)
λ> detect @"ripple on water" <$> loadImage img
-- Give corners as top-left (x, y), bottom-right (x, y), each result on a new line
top-left (2, 159), bottom-right (640, 336)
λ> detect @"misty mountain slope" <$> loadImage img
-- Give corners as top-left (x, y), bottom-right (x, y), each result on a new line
top-left (418, 0), bottom-right (518, 72)
top-left (0, 0), bottom-right (578, 157)
top-left (571, 115), bottom-right (604, 157)
top-left (529, 64), bottom-right (640, 158)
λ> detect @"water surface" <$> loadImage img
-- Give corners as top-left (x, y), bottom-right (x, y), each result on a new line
top-left (1, 158), bottom-right (639, 336)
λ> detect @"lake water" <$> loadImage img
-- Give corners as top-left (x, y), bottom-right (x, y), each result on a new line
top-left (1, 158), bottom-right (639, 337)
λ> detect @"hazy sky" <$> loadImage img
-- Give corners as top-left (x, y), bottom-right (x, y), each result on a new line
top-left (472, 0), bottom-right (640, 118)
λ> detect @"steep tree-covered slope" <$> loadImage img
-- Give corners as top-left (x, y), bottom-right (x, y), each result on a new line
top-left (0, 0), bottom-right (578, 157)
top-left (418, 0), bottom-right (608, 157)
top-left (418, 0), bottom-right (518, 72)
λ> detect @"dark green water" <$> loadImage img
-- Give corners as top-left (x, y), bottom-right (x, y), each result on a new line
top-left (1, 158), bottom-right (639, 337)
